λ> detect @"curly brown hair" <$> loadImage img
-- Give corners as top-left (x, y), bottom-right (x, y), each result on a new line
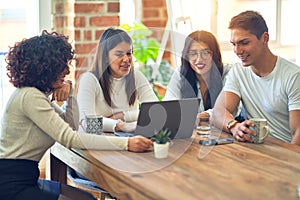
top-left (6, 30), bottom-right (75, 93)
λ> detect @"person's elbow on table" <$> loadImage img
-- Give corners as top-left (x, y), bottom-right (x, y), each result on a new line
top-left (291, 130), bottom-right (300, 145)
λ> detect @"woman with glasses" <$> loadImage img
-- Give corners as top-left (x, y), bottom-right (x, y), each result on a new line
top-left (164, 30), bottom-right (232, 118)
top-left (77, 28), bottom-right (158, 133)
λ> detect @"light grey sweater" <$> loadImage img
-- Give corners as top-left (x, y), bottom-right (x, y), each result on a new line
top-left (0, 87), bottom-right (128, 162)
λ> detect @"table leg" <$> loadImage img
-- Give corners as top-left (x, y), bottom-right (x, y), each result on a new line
top-left (50, 152), bottom-right (67, 184)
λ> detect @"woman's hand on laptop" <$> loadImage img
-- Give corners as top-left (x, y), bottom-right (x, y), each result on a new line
top-left (128, 136), bottom-right (153, 152)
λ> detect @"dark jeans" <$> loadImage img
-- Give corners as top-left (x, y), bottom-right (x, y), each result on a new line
top-left (0, 159), bottom-right (60, 200)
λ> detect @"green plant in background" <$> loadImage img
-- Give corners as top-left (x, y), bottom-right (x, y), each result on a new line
top-left (119, 22), bottom-right (160, 64)
top-left (120, 22), bottom-right (174, 101)
top-left (119, 22), bottom-right (174, 88)
top-left (154, 60), bottom-right (174, 86)
top-left (138, 60), bottom-right (174, 86)
top-left (151, 128), bottom-right (171, 144)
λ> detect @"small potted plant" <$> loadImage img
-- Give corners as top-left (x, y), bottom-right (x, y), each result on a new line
top-left (151, 128), bottom-right (171, 159)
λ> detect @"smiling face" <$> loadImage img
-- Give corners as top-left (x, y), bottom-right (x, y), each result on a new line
top-left (108, 41), bottom-right (133, 78)
top-left (230, 28), bottom-right (267, 67)
top-left (188, 41), bottom-right (213, 76)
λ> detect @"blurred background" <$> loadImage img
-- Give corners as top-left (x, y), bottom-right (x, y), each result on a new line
top-left (1, 0), bottom-right (300, 115)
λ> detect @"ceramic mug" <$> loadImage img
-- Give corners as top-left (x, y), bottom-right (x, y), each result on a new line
top-left (80, 115), bottom-right (103, 134)
top-left (249, 118), bottom-right (270, 143)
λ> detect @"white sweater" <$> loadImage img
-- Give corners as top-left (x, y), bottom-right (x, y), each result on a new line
top-left (77, 70), bottom-right (158, 132)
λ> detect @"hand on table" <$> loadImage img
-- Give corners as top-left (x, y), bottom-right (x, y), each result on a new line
top-left (128, 136), bottom-right (153, 152)
top-left (231, 120), bottom-right (256, 143)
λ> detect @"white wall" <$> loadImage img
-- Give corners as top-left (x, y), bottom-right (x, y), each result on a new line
top-left (39, 0), bottom-right (52, 32)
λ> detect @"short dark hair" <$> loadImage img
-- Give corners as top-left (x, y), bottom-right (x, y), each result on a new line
top-left (6, 30), bottom-right (75, 93)
top-left (228, 10), bottom-right (268, 39)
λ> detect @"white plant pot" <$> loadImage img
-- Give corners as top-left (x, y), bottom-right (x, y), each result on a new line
top-left (154, 142), bottom-right (169, 159)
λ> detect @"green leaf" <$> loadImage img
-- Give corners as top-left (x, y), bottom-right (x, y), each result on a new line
top-left (119, 22), bottom-right (160, 64)
top-left (151, 128), bottom-right (171, 144)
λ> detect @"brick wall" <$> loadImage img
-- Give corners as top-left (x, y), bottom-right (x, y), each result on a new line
top-left (142, 0), bottom-right (168, 29)
top-left (52, 0), bottom-right (170, 79)
top-left (53, 0), bottom-right (120, 79)
top-left (141, 0), bottom-right (172, 65)
top-left (53, 0), bottom-right (75, 38)
top-left (74, 1), bottom-right (120, 78)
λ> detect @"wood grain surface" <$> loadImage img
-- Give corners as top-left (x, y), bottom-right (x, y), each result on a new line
top-left (50, 129), bottom-right (300, 200)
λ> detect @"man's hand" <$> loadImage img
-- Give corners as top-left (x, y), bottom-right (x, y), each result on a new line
top-left (230, 120), bottom-right (256, 142)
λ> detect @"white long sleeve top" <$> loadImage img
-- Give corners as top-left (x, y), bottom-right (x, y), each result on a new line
top-left (77, 70), bottom-right (158, 132)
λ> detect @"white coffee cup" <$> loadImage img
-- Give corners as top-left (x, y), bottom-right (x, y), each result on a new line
top-left (80, 115), bottom-right (103, 134)
top-left (249, 118), bottom-right (270, 143)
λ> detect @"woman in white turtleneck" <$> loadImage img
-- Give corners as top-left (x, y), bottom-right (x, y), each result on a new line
top-left (77, 28), bottom-right (158, 133)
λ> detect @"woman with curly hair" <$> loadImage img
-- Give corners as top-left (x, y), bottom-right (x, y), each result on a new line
top-left (0, 30), bottom-right (153, 200)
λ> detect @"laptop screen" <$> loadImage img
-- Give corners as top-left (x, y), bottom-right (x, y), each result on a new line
top-left (135, 98), bottom-right (200, 139)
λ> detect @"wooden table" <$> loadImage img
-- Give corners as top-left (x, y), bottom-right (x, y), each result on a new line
top-left (50, 129), bottom-right (300, 200)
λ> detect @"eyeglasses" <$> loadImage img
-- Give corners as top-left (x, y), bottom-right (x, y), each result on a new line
top-left (187, 50), bottom-right (212, 60)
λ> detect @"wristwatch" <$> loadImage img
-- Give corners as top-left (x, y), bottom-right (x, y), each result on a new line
top-left (226, 120), bottom-right (238, 132)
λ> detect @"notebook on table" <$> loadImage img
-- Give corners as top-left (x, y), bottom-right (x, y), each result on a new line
top-left (115, 98), bottom-right (200, 139)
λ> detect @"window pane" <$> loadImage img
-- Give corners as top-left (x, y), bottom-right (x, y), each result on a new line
top-left (168, 0), bottom-right (211, 35)
top-left (217, 0), bottom-right (277, 43)
top-left (0, 0), bottom-right (39, 114)
top-left (120, 0), bottom-right (136, 24)
top-left (281, 0), bottom-right (300, 45)
top-left (167, 0), bottom-right (212, 68)
top-left (0, 0), bottom-right (39, 51)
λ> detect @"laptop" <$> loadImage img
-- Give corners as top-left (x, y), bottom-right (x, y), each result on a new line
top-left (115, 98), bottom-right (200, 139)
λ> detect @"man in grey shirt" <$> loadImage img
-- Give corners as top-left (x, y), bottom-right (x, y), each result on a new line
top-left (213, 10), bottom-right (300, 145)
